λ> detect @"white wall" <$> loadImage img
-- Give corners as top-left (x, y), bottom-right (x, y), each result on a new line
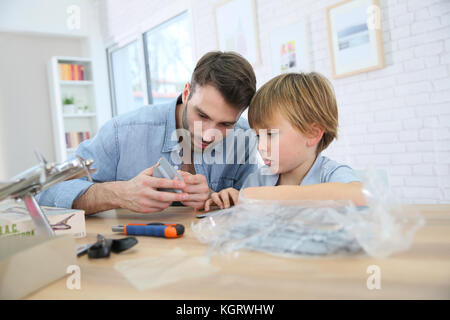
top-left (0, 0), bottom-right (111, 179)
top-left (0, 0), bottom-right (91, 37)
top-left (99, 0), bottom-right (450, 204)
top-left (0, 33), bottom-right (84, 178)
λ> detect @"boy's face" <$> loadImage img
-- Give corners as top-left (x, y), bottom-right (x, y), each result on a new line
top-left (255, 114), bottom-right (319, 175)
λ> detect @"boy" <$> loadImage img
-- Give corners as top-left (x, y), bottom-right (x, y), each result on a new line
top-left (204, 72), bottom-right (366, 211)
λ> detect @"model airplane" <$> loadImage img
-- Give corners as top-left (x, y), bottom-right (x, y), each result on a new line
top-left (0, 151), bottom-right (94, 236)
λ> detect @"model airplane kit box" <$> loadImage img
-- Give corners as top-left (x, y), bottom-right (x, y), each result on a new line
top-left (0, 199), bottom-right (86, 238)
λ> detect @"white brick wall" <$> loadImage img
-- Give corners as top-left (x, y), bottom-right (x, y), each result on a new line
top-left (98, 0), bottom-right (450, 204)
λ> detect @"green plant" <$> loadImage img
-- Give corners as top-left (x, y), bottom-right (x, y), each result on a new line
top-left (62, 96), bottom-right (74, 105)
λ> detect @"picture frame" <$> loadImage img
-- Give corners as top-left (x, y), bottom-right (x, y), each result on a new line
top-left (214, 0), bottom-right (261, 66)
top-left (269, 20), bottom-right (312, 76)
top-left (326, 0), bottom-right (385, 79)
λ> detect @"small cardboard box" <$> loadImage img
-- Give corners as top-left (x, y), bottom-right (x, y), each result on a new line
top-left (0, 235), bottom-right (77, 299)
top-left (0, 199), bottom-right (86, 238)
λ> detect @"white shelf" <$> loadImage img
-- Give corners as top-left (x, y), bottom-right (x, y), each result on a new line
top-left (57, 56), bottom-right (93, 62)
top-left (48, 56), bottom-right (99, 162)
top-left (63, 113), bottom-right (97, 118)
top-left (60, 80), bottom-right (94, 86)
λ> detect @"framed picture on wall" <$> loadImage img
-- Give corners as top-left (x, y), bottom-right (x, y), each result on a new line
top-left (214, 0), bottom-right (261, 66)
top-left (269, 20), bottom-right (312, 76)
top-left (326, 0), bottom-right (385, 78)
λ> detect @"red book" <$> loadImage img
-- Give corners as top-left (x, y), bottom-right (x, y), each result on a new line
top-left (79, 65), bottom-right (84, 81)
top-left (70, 64), bottom-right (74, 80)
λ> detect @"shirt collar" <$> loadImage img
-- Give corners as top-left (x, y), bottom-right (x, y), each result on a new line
top-left (300, 153), bottom-right (323, 186)
top-left (162, 97), bottom-right (181, 153)
top-left (262, 153), bottom-right (323, 186)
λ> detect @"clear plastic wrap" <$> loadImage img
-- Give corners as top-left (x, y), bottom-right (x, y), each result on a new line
top-left (192, 168), bottom-right (425, 259)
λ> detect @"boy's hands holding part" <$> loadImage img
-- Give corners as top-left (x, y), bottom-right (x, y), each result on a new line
top-left (204, 187), bottom-right (239, 212)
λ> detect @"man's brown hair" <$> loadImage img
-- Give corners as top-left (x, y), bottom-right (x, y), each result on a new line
top-left (248, 72), bottom-right (338, 154)
top-left (189, 51), bottom-right (256, 111)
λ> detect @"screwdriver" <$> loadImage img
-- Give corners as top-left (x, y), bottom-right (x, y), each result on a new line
top-left (112, 223), bottom-right (184, 238)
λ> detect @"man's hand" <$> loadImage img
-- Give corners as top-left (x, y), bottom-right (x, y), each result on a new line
top-left (119, 165), bottom-right (189, 213)
top-left (177, 171), bottom-right (210, 210)
top-left (204, 187), bottom-right (239, 212)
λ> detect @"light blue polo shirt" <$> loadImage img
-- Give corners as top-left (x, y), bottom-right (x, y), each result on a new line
top-left (242, 154), bottom-right (361, 189)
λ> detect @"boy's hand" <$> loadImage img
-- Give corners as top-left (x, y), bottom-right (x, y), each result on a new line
top-left (204, 187), bottom-right (239, 212)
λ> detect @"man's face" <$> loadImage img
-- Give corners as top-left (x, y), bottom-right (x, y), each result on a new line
top-left (182, 84), bottom-right (241, 151)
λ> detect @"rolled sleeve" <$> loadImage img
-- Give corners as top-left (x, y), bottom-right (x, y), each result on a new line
top-left (36, 118), bottom-right (119, 208)
top-left (36, 179), bottom-right (94, 208)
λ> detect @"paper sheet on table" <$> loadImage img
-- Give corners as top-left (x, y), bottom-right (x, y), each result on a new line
top-left (114, 247), bottom-right (219, 291)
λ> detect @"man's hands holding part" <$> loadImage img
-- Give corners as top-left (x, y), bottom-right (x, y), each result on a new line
top-left (118, 165), bottom-right (189, 213)
top-left (117, 166), bottom-right (211, 213)
top-left (177, 170), bottom-right (210, 210)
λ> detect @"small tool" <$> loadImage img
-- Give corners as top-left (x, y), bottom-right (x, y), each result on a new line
top-left (112, 223), bottom-right (185, 238)
top-left (77, 234), bottom-right (138, 258)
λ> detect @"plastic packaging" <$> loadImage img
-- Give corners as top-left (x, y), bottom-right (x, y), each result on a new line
top-left (192, 168), bottom-right (425, 259)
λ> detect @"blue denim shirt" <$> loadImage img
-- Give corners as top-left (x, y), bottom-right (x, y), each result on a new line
top-left (37, 99), bottom-right (258, 208)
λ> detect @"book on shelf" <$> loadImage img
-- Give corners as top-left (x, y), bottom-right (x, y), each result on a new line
top-left (65, 131), bottom-right (90, 149)
top-left (58, 63), bottom-right (85, 81)
top-left (0, 199), bottom-right (86, 239)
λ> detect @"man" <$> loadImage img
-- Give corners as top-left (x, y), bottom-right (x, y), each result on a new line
top-left (37, 51), bottom-right (258, 214)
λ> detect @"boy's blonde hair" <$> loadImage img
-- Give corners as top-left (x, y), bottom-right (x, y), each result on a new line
top-left (248, 72), bottom-right (338, 154)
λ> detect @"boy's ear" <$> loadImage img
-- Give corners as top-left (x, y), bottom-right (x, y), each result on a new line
top-left (306, 123), bottom-right (325, 147)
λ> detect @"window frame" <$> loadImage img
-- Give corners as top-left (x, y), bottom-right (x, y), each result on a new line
top-left (106, 10), bottom-right (195, 116)
top-left (142, 11), bottom-right (192, 105)
top-left (106, 38), bottom-right (149, 117)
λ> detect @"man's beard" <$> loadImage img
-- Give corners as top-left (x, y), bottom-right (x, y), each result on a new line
top-left (181, 101), bottom-right (201, 154)
top-left (181, 100), bottom-right (218, 153)
top-left (181, 101), bottom-right (189, 131)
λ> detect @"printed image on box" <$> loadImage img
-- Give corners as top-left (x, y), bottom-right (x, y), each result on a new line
top-left (0, 199), bottom-right (86, 238)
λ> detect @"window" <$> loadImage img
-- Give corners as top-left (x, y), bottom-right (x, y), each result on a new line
top-left (108, 41), bottom-right (145, 116)
top-left (107, 12), bottom-right (193, 116)
top-left (144, 12), bottom-right (193, 105)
